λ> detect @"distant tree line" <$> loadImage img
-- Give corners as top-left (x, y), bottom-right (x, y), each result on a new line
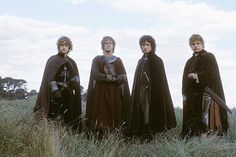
top-left (0, 76), bottom-right (31, 100)
top-left (0, 76), bottom-right (87, 101)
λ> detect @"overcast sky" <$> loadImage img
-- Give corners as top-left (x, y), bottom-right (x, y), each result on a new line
top-left (0, 0), bottom-right (236, 108)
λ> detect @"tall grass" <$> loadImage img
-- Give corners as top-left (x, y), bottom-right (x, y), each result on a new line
top-left (0, 97), bottom-right (236, 157)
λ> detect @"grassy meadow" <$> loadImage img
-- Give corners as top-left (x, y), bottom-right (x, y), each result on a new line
top-left (1, 97), bottom-right (236, 157)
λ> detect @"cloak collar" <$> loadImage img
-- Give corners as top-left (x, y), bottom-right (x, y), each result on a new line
top-left (192, 50), bottom-right (207, 57)
top-left (103, 55), bottom-right (117, 63)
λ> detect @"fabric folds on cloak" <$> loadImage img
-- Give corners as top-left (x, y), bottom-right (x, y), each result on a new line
top-left (86, 55), bottom-right (130, 129)
top-left (181, 50), bottom-right (228, 137)
top-left (34, 54), bottom-right (82, 130)
top-left (128, 52), bottom-right (176, 136)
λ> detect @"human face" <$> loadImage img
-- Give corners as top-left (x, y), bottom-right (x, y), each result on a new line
top-left (103, 40), bottom-right (114, 56)
top-left (190, 41), bottom-right (204, 53)
top-left (141, 41), bottom-right (152, 54)
top-left (59, 42), bottom-right (70, 56)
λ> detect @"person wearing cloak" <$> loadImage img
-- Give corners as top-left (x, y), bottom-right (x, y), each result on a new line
top-left (34, 36), bottom-right (82, 131)
top-left (127, 35), bottom-right (176, 138)
top-left (181, 34), bottom-right (228, 138)
top-left (85, 36), bottom-right (130, 136)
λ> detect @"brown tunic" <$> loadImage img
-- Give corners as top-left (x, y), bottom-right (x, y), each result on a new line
top-left (86, 55), bottom-right (130, 129)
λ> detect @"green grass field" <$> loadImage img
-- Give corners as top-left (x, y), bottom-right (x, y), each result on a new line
top-left (1, 97), bottom-right (236, 157)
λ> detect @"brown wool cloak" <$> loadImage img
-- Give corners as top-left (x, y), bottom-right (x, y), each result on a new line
top-left (181, 50), bottom-right (228, 137)
top-left (127, 52), bottom-right (177, 136)
top-left (34, 54), bottom-right (81, 129)
top-left (85, 55), bottom-right (130, 129)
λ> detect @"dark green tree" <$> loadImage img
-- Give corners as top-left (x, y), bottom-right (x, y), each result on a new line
top-left (0, 76), bottom-right (28, 99)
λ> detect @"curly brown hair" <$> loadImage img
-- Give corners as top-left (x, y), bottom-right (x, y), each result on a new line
top-left (57, 36), bottom-right (73, 52)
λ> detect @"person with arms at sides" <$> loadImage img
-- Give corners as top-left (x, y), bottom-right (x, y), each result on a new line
top-left (127, 35), bottom-right (176, 140)
top-left (34, 36), bottom-right (82, 131)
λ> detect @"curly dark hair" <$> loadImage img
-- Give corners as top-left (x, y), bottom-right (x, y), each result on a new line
top-left (57, 36), bottom-right (73, 52)
top-left (139, 35), bottom-right (156, 53)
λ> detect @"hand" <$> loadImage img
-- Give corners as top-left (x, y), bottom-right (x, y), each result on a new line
top-left (104, 65), bottom-right (109, 74)
top-left (116, 74), bottom-right (125, 84)
top-left (106, 74), bottom-right (116, 81)
top-left (187, 73), bottom-right (199, 83)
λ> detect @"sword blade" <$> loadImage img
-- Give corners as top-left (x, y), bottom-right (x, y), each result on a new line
top-left (204, 87), bottom-right (232, 114)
